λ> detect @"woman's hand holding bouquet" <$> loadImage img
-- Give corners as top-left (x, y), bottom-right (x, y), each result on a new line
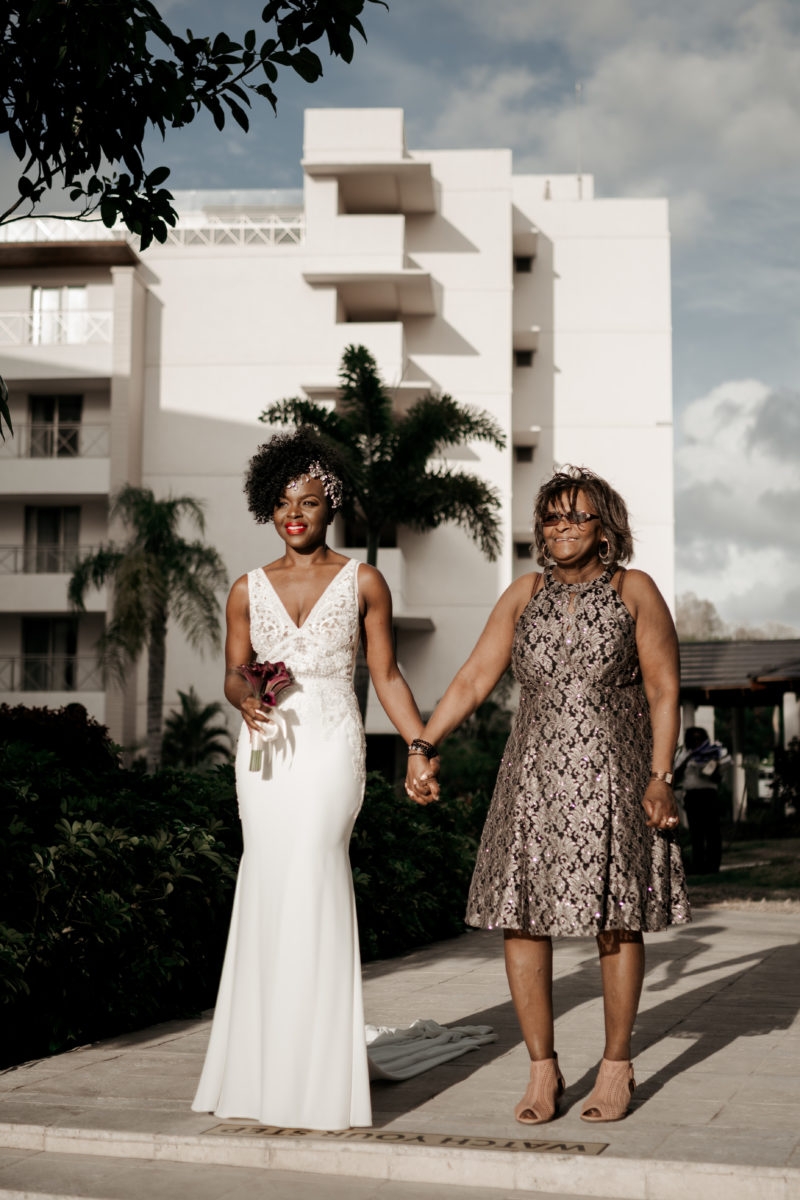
top-left (237, 661), bottom-right (294, 771)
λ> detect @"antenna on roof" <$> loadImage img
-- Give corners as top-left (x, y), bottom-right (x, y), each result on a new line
top-left (575, 81), bottom-right (583, 200)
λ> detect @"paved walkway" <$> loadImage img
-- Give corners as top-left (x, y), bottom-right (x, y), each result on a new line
top-left (0, 905), bottom-right (798, 1200)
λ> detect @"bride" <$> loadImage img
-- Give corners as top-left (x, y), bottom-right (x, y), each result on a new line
top-left (192, 429), bottom-right (434, 1131)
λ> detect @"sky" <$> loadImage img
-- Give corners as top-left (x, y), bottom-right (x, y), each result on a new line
top-left (5, 0), bottom-right (800, 629)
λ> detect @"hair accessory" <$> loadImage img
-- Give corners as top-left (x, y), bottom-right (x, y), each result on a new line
top-left (303, 460), bottom-right (343, 511)
top-left (409, 737), bottom-right (439, 760)
top-left (650, 770), bottom-right (674, 785)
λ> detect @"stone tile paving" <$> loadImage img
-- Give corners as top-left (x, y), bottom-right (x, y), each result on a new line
top-left (0, 907), bottom-right (797, 1199)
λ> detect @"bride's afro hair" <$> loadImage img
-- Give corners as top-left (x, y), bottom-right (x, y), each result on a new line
top-left (244, 428), bottom-right (346, 524)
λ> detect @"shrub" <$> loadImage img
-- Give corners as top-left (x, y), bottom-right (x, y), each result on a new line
top-left (351, 772), bottom-right (485, 961)
top-left (0, 705), bottom-right (240, 1068)
top-left (0, 689), bottom-right (513, 1065)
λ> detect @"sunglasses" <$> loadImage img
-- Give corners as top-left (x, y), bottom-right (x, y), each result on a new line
top-left (542, 511), bottom-right (600, 527)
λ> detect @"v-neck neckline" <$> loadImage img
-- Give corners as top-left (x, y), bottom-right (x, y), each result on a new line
top-left (260, 560), bottom-right (351, 631)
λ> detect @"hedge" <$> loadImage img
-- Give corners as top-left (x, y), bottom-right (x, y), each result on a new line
top-left (0, 702), bottom-right (507, 1067)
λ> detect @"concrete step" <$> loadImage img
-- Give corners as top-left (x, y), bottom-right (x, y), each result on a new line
top-left (0, 1146), bottom-right (617, 1200)
top-left (0, 1120), bottom-right (796, 1200)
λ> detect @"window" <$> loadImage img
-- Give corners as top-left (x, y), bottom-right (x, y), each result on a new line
top-left (514, 350), bottom-right (534, 368)
top-left (514, 445), bottom-right (534, 464)
top-left (28, 394), bottom-right (83, 458)
top-left (24, 506), bottom-right (80, 573)
top-left (22, 617), bottom-right (78, 690)
top-left (31, 286), bottom-right (88, 345)
top-left (514, 256), bottom-right (533, 273)
top-left (514, 541), bottom-right (533, 559)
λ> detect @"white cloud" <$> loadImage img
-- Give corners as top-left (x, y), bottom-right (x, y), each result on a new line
top-left (674, 379), bottom-right (800, 630)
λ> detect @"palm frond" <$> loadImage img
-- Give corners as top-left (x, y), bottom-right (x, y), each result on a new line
top-left (261, 397), bottom-right (348, 440)
top-left (397, 394), bottom-right (506, 463)
top-left (167, 542), bottom-right (228, 653)
top-left (398, 469), bottom-right (504, 561)
top-left (338, 344), bottom-right (395, 444)
top-left (161, 687), bottom-right (233, 768)
top-left (67, 545), bottom-right (124, 609)
top-left (110, 486), bottom-right (207, 548)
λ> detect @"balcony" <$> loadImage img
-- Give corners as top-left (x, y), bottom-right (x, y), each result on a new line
top-left (303, 268), bottom-right (435, 320)
top-left (0, 545), bottom-right (107, 613)
top-left (0, 544), bottom-right (99, 574)
top-left (0, 655), bottom-right (104, 692)
top-left (0, 311), bottom-right (112, 347)
top-left (0, 424), bottom-right (110, 497)
top-left (0, 423), bottom-right (109, 459)
top-left (302, 159), bottom-right (436, 215)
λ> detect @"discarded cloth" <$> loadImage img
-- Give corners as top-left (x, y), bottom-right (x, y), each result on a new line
top-left (366, 1018), bottom-right (496, 1081)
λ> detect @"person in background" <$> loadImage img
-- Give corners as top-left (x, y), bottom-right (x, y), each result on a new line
top-left (673, 726), bottom-right (728, 874)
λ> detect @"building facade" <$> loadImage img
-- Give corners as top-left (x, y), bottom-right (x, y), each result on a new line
top-left (0, 108), bottom-right (674, 746)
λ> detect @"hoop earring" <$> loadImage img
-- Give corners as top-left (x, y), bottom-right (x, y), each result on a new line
top-left (599, 538), bottom-right (612, 566)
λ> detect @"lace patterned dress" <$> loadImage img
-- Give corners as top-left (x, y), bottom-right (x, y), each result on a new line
top-left (466, 566), bottom-right (690, 937)
top-left (192, 558), bottom-right (371, 1129)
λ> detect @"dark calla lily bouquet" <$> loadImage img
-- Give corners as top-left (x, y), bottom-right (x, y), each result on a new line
top-left (237, 660), bottom-right (294, 771)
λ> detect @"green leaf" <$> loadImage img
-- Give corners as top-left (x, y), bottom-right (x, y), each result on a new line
top-left (223, 96), bottom-right (249, 132)
top-left (146, 165), bottom-right (171, 187)
top-left (100, 199), bottom-right (118, 229)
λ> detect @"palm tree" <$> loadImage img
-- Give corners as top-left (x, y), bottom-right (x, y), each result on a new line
top-left (68, 486), bottom-right (228, 771)
top-left (261, 344), bottom-right (506, 567)
top-left (161, 687), bottom-right (234, 770)
top-left (261, 344), bottom-right (506, 716)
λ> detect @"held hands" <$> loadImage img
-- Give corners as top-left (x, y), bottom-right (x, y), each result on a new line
top-left (642, 779), bottom-right (680, 831)
top-left (405, 752), bottom-right (441, 806)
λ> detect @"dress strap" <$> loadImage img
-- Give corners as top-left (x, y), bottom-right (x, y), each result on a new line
top-left (611, 567), bottom-right (627, 598)
top-left (531, 571), bottom-right (545, 599)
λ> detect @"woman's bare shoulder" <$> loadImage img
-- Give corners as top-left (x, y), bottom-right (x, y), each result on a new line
top-left (229, 572), bottom-right (250, 595)
top-left (497, 572), bottom-right (542, 621)
top-left (621, 568), bottom-right (662, 599)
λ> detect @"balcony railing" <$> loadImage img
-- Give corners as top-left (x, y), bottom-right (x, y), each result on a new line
top-left (0, 219), bottom-right (129, 245)
top-left (0, 656), bottom-right (104, 692)
top-left (164, 215), bottom-right (305, 246)
top-left (0, 423), bottom-right (109, 459)
top-left (0, 213), bottom-right (305, 249)
top-left (0, 544), bottom-right (98, 574)
top-left (0, 311), bottom-right (112, 346)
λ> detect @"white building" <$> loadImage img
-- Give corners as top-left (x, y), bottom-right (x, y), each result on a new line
top-left (0, 108), bottom-right (674, 749)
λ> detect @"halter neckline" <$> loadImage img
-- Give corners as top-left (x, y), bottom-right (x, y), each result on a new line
top-left (544, 564), bottom-right (613, 592)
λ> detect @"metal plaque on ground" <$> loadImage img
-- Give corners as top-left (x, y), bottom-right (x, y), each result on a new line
top-left (205, 1124), bottom-right (608, 1154)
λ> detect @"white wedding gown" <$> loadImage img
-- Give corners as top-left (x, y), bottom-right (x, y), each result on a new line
top-left (192, 559), bottom-right (371, 1130)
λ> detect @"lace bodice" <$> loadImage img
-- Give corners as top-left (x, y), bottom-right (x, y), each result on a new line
top-left (247, 559), bottom-right (361, 682)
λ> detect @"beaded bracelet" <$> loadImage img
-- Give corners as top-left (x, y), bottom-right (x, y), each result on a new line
top-left (409, 737), bottom-right (439, 760)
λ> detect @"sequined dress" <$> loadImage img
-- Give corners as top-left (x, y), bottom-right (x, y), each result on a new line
top-left (192, 559), bottom-right (371, 1129)
top-left (466, 566), bottom-right (690, 937)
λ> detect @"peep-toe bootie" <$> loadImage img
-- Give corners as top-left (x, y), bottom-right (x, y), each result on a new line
top-left (514, 1053), bottom-right (566, 1125)
top-left (580, 1057), bottom-right (635, 1122)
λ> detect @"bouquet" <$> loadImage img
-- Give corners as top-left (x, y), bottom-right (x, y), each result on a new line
top-left (237, 660), bottom-right (294, 771)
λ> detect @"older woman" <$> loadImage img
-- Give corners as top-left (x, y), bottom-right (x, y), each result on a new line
top-left (407, 466), bottom-right (689, 1124)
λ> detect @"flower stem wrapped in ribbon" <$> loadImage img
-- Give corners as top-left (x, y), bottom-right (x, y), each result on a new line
top-left (237, 660), bottom-right (294, 771)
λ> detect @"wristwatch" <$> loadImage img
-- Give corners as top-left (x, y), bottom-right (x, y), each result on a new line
top-left (650, 770), bottom-right (674, 785)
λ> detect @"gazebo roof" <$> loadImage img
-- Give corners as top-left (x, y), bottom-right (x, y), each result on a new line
top-left (679, 640), bottom-right (800, 706)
